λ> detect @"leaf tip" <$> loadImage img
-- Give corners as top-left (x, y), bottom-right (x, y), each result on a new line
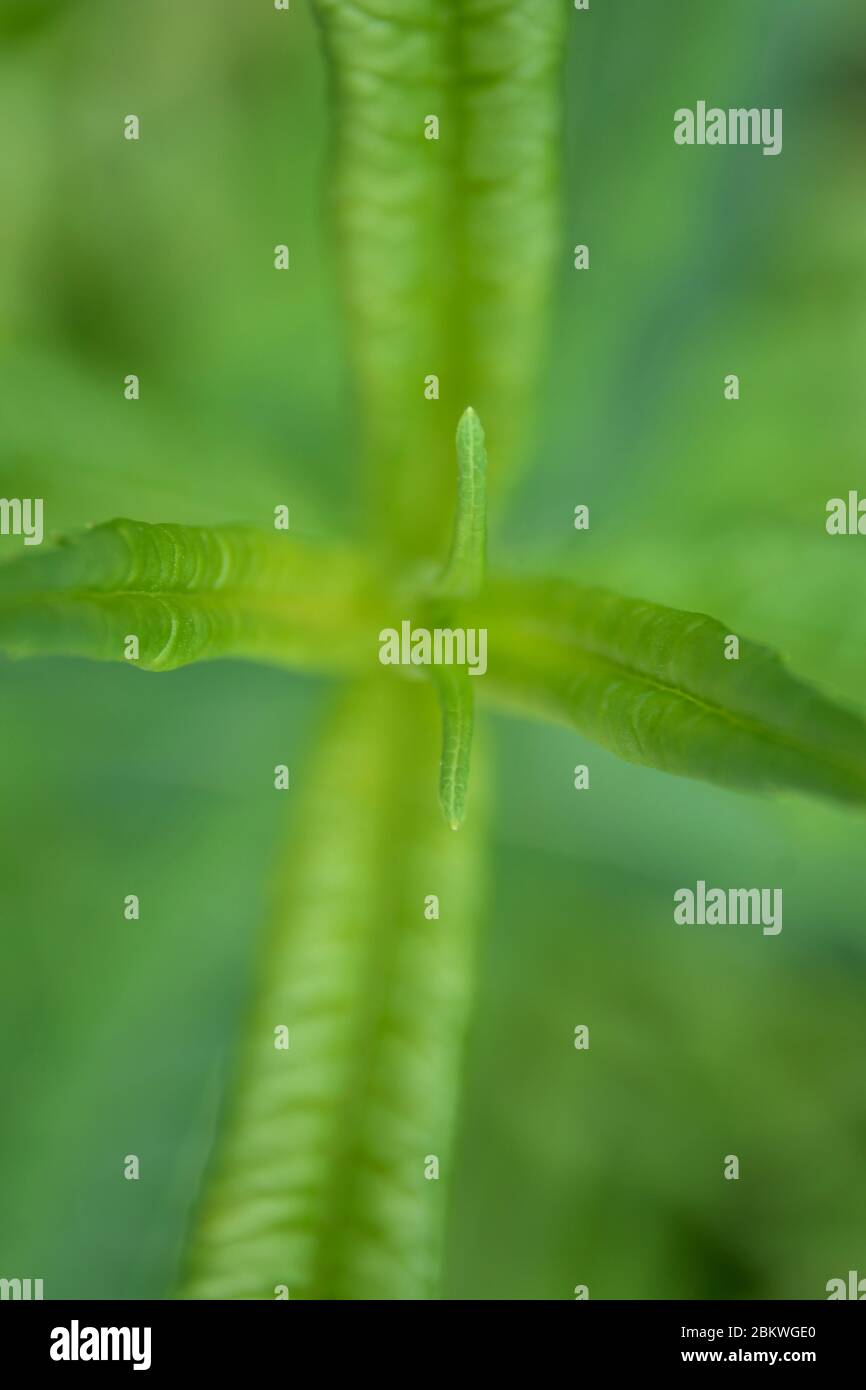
top-left (456, 405), bottom-right (485, 452)
top-left (438, 409), bottom-right (488, 601)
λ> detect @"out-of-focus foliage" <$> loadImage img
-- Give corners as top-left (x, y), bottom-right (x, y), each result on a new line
top-left (180, 679), bottom-right (484, 1300)
top-left (314, 0), bottom-right (565, 555)
top-left (0, 0), bottom-right (74, 44)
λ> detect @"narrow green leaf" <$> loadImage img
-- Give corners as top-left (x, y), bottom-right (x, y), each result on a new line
top-left (428, 407), bottom-right (486, 829)
top-left (434, 664), bottom-right (474, 830)
top-left (0, 519), bottom-right (380, 673)
top-left (312, 0), bottom-right (566, 556)
top-left (438, 407), bottom-right (487, 601)
top-left (476, 574), bottom-right (866, 805)
top-left (178, 677), bottom-right (485, 1300)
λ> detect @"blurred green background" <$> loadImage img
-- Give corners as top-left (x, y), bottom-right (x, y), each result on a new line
top-left (1, 0), bottom-right (865, 1299)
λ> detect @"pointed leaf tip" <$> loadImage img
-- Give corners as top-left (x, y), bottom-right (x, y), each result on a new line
top-left (439, 409), bottom-right (488, 601)
top-left (481, 574), bottom-right (866, 808)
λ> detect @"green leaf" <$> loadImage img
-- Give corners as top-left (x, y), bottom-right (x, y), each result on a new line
top-left (434, 665), bottom-right (475, 831)
top-left (178, 677), bottom-right (485, 1300)
top-left (477, 574), bottom-right (866, 805)
top-left (0, 519), bottom-right (379, 673)
top-left (427, 406), bottom-right (487, 829)
top-left (312, 0), bottom-right (566, 556)
top-left (438, 407), bottom-right (488, 601)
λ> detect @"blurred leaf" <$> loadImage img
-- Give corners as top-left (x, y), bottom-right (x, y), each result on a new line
top-left (477, 574), bottom-right (866, 805)
top-left (179, 677), bottom-right (485, 1299)
top-left (313, 0), bottom-right (565, 554)
top-left (0, 519), bottom-right (379, 673)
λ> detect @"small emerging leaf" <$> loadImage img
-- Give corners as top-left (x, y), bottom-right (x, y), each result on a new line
top-left (434, 665), bottom-right (474, 830)
top-left (427, 407), bottom-right (486, 828)
top-left (439, 407), bottom-right (487, 601)
top-left (477, 575), bottom-right (866, 806)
